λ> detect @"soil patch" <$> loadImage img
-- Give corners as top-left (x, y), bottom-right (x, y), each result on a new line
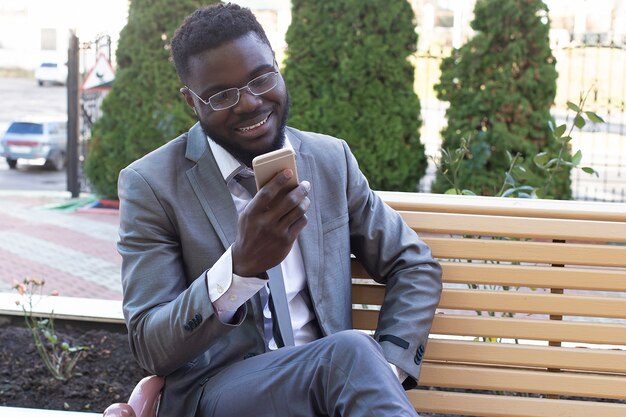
top-left (0, 318), bottom-right (149, 413)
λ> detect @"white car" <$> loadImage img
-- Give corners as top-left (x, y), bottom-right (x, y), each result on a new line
top-left (34, 62), bottom-right (67, 86)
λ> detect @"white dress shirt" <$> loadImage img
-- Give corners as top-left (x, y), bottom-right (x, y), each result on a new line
top-left (204, 135), bottom-right (318, 350)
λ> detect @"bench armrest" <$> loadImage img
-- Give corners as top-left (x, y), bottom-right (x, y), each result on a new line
top-left (103, 375), bottom-right (164, 417)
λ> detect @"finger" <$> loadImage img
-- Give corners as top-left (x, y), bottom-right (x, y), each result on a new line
top-left (273, 180), bottom-right (310, 214)
top-left (287, 213), bottom-right (308, 241)
top-left (253, 169), bottom-right (296, 209)
top-left (279, 196), bottom-right (310, 230)
top-left (273, 181), bottom-right (310, 226)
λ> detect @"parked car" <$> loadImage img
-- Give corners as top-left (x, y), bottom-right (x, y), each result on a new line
top-left (0, 119), bottom-right (67, 170)
top-left (34, 62), bottom-right (67, 86)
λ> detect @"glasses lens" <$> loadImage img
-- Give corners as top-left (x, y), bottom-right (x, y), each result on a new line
top-left (209, 88), bottom-right (239, 110)
top-left (248, 72), bottom-right (278, 95)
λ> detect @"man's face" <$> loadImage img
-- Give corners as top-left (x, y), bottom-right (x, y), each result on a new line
top-left (183, 33), bottom-right (289, 167)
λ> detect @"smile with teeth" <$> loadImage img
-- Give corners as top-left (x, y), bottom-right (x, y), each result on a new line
top-left (237, 114), bottom-right (270, 132)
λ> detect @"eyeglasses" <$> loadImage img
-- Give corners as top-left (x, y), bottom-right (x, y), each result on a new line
top-left (185, 70), bottom-right (280, 111)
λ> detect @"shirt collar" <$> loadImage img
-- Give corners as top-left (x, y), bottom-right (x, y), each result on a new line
top-left (207, 133), bottom-right (294, 182)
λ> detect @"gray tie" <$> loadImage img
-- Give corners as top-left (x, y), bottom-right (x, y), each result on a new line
top-left (236, 173), bottom-right (295, 347)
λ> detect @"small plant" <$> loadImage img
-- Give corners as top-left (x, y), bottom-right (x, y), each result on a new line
top-left (13, 277), bottom-right (88, 381)
top-left (535, 90), bottom-right (602, 198)
top-left (434, 90), bottom-right (603, 198)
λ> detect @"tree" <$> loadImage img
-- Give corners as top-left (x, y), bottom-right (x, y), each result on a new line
top-left (84, 0), bottom-right (210, 199)
top-left (432, 0), bottom-right (571, 199)
top-left (283, 0), bottom-right (426, 191)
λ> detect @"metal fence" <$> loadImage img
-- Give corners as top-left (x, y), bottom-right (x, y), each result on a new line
top-left (413, 41), bottom-right (626, 202)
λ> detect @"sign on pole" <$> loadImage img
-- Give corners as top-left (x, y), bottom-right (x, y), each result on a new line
top-left (81, 53), bottom-right (115, 92)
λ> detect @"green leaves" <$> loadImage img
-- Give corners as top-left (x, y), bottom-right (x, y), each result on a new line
top-left (445, 188), bottom-right (476, 196)
top-left (553, 123), bottom-right (567, 138)
top-left (533, 152), bottom-right (549, 167)
top-left (574, 114), bottom-right (586, 129)
top-left (566, 101), bottom-right (581, 112)
top-left (585, 111), bottom-right (605, 124)
top-left (567, 102), bottom-right (605, 130)
top-left (582, 167), bottom-right (599, 177)
top-left (284, 0), bottom-right (426, 191)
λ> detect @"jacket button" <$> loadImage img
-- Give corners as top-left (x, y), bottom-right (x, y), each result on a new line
top-left (414, 344), bottom-right (425, 365)
top-left (184, 324), bottom-right (191, 331)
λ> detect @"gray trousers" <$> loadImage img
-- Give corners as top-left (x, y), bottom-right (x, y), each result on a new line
top-left (196, 330), bottom-right (419, 417)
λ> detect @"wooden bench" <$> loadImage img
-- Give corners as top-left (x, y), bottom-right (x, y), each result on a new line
top-left (105, 192), bottom-right (626, 417)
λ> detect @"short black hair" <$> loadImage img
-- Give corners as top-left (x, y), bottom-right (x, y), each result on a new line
top-left (171, 3), bottom-right (272, 83)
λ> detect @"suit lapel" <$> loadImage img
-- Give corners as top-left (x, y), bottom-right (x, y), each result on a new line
top-left (289, 129), bottom-right (323, 324)
top-left (184, 123), bottom-right (238, 249)
top-left (185, 124), bottom-right (264, 334)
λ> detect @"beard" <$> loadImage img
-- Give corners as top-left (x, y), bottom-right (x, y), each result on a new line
top-left (199, 93), bottom-right (290, 167)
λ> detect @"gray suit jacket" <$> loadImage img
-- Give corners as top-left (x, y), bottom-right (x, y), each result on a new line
top-left (117, 123), bottom-right (442, 417)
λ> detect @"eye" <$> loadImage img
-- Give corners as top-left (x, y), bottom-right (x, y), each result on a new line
top-left (250, 73), bottom-right (273, 89)
top-left (216, 90), bottom-right (232, 100)
top-left (211, 88), bottom-right (237, 103)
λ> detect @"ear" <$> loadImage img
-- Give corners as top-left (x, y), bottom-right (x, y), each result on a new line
top-left (180, 87), bottom-right (196, 110)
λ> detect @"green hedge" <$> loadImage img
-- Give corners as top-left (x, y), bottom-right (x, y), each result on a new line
top-left (283, 0), bottom-right (427, 191)
top-left (84, 0), bottom-right (211, 199)
top-left (432, 0), bottom-right (571, 199)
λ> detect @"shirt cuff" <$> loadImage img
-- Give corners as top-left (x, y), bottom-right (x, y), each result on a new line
top-left (206, 247), bottom-right (267, 322)
top-left (388, 363), bottom-right (408, 383)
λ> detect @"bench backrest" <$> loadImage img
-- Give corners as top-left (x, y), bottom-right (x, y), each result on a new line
top-left (353, 192), bottom-right (626, 417)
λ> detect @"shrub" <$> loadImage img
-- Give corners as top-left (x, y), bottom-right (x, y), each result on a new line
top-left (84, 0), bottom-right (211, 199)
top-left (283, 0), bottom-right (427, 191)
top-left (432, 0), bottom-right (571, 199)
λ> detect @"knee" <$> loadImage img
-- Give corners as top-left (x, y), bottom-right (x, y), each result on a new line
top-left (321, 331), bottom-right (395, 381)
top-left (326, 330), bottom-right (382, 357)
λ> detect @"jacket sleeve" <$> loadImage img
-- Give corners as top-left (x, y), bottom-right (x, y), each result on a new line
top-left (118, 166), bottom-right (246, 376)
top-left (341, 140), bottom-right (443, 384)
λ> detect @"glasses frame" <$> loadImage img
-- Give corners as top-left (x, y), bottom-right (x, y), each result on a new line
top-left (185, 64), bottom-right (280, 111)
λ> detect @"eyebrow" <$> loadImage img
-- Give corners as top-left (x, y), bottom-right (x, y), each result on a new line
top-left (198, 62), bottom-right (276, 98)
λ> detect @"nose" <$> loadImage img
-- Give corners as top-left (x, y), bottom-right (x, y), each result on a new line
top-left (232, 88), bottom-right (261, 114)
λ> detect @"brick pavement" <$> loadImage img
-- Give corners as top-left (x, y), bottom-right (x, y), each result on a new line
top-left (0, 191), bottom-right (122, 300)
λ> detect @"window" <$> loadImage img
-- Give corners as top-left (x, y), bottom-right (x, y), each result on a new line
top-left (7, 122), bottom-right (44, 135)
top-left (41, 28), bottom-right (56, 51)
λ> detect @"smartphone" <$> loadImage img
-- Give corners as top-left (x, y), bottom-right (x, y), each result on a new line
top-left (252, 148), bottom-right (299, 191)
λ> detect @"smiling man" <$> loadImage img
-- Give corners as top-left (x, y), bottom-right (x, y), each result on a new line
top-left (117, 3), bottom-right (442, 417)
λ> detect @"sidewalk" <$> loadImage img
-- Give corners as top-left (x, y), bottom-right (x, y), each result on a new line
top-left (0, 191), bottom-right (122, 300)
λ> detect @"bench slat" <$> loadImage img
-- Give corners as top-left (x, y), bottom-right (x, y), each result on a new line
top-left (401, 211), bottom-right (626, 243)
top-left (431, 315), bottom-right (626, 345)
top-left (353, 286), bottom-right (626, 319)
top-left (426, 339), bottom-right (626, 373)
top-left (352, 261), bottom-right (626, 292)
top-left (409, 390), bottom-right (626, 417)
top-left (441, 262), bottom-right (626, 292)
top-left (424, 237), bottom-right (626, 267)
top-left (352, 311), bottom-right (626, 345)
top-left (439, 289), bottom-right (626, 319)
top-left (420, 363), bottom-right (626, 400)
top-left (379, 191), bottom-right (626, 222)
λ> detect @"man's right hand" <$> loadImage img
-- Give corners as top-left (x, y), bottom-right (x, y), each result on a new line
top-left (231, 169), bottom-right (311, 277)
